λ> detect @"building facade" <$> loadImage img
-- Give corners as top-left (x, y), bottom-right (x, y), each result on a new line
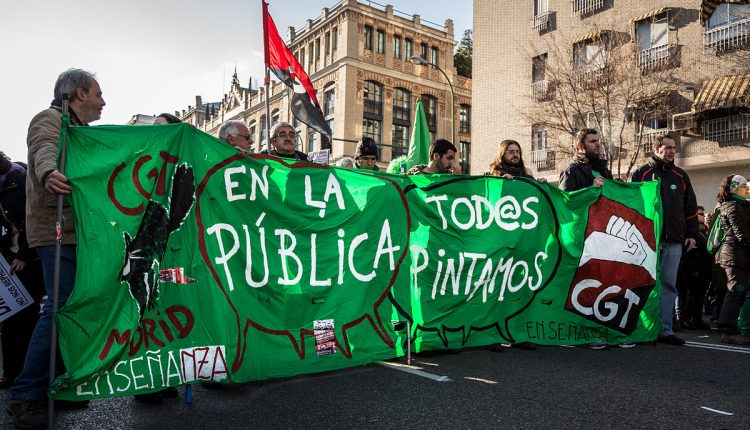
top-left (473, 0), bottom-right (750, 206)
top-left (176, 0), bottom-right (472, 170)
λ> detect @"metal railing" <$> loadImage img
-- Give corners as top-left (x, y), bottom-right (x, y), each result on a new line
top-left (532, 12), bottom-right (551, 31)
top-left (572, 0), bottom-right (604, 16)
top-left (634, 128), bottom-right (669, 156)
top-left (704, 17), bottom-right (750, 51)
top-left (636, 44), bottom-right (676, 71)
top-left (574, 67), bottom-right (605, 89)
top-left (530, 149), bottom-right (557, 172)
top-left (703, 114), bottom-right (750, 142)
top-left (531, 80), bottom-right (549, 99)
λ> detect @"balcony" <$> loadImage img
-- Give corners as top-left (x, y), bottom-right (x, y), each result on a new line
top-left (703, 114), bottom-right (750, 143)
top-left (531, 80), bottom-right (550, 100)
top-left (636, 44), bottom-right (677, 72)
top-left (574, 67), bottom-right (606, 90)
top-left (532, 12), bottom-right (552, 31)
top-left (634, 128), bottom-right (669, 156)
top-left (704, 17), bottom-right (750, 52)
top-left (530, 149), bottom-right (557, 172)
top-left (572, 0), bottom-right (604, 17)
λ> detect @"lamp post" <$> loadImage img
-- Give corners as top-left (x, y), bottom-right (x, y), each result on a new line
top-left (410, 55), bottom-right (456, 145)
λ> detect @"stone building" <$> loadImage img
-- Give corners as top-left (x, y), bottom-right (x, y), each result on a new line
top-left (176, 0), bottom-right (472, 170)
top-left (473, 0), bottom-right (750, 206)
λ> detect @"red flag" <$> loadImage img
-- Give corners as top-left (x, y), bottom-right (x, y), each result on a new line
top-left (262, 0), bottom-right (332, 150)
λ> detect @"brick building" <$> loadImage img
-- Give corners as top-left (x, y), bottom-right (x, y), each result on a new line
top-left (175, 0), bottom-right (472, 170)
top-left (473, 0), bottom-right (749, 206)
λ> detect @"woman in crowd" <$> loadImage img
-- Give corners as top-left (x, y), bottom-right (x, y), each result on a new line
top-left (715, 174), bottom-right (750, 345)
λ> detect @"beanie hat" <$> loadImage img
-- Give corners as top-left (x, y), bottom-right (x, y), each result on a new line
top-left (354, 138), bottom-right (378, 159)
top-left (730, 175), bottom-right (747, 194)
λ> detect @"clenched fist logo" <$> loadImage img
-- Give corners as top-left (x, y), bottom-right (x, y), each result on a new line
top-left (565, 197), bottom-right (657, 334)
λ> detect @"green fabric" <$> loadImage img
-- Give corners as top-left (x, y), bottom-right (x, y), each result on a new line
top-left (51, 123), bottom-right (663, 400)
top-left (405, 99), bottom-right (430, 171)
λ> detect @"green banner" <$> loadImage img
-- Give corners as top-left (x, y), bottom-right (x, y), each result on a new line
top-left (52, 123), bottom-right (661, 399)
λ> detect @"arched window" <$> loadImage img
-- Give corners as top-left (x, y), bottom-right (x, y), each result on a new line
top-left (421, 94), bottom-right (437, 141)
top-left (362, 81), bottom-right (384, 157)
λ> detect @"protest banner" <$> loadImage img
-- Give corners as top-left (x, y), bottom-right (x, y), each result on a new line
top-left (50, 123), bottom-right (661, 400)
top-left (0, 255), bottom-right (34, 323)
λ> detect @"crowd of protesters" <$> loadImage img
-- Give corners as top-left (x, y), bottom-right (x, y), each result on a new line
top-left (2, 67), bottom-right (749, 429)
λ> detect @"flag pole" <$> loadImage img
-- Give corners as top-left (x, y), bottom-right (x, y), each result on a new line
top-left (264, 67), bottom-right (272, 151)
top-left (48, 93), bottom-right (69, 429)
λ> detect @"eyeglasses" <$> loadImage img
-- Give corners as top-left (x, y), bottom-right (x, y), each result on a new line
top-left (274, 131), bottom-right (296, 139)
top-left (236, 134), bottom-right (252, 141)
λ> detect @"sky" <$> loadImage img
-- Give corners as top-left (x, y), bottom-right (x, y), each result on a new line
top-left (0, 0), bottom-right (472, 162)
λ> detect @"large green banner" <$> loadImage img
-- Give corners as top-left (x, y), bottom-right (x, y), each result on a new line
top-left (52, 123), bottom-right (661, 399)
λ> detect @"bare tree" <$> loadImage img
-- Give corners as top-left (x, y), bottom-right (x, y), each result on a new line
top-left (523, 15), bottom-right (688, 180)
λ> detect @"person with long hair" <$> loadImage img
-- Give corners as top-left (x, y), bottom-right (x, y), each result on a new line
top-left (715, 174), bottom-right (750, 345)
top-left (487, 140), bottom-right (534, 179)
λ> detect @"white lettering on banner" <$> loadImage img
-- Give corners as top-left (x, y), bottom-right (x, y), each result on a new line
top-left (205, 219), bottom-right (400, 290)
top-left (75, 346), bottom-right (226, 397)
top-left (410, 248), bottom-right (549, 303)
top-left (571, 279), bottom-right (641, 328)
top-left (223, 164), bottom-right (269, 202)
top-left (304, 173), bottom-right (346, 218)
top-left (424, 194), bottom-right (540, 232)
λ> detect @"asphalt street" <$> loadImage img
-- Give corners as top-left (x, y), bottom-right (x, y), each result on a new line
top-left (1, 327), bottom-right (748, 430)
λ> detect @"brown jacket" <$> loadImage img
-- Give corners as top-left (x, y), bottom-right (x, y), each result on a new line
top-left (25, 106), bottom-right (81, 247)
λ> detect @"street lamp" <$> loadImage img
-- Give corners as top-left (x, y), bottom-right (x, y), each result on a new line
top-left (410, 55), bottom-right (456, 145)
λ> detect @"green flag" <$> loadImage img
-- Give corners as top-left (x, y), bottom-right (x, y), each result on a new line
top-left (388, 99), bottom-right (431, 173)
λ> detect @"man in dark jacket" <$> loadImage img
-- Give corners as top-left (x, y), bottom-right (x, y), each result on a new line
top-left (631, 134), bottom-right (698, 346)
top-left (559, 128), bottom-right (612, 192)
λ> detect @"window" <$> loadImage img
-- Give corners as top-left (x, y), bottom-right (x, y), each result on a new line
top-left (249, 121), bottom-right (257, 144)
top-left (420, 43), bottom-right (428, 60)
top-left (707, 3), bottom-right (750, 29)
top-left (324, 87), bottom-right (335, 117)
top-left (362, 119), bottom-right (382, 153)
top-left (531, 126), bottom-right (555, 172)
top-left (431, 46), bottom-right (439, 65)
top-left (637, 14), bottom-right (668, 51)
top-left (299, 48), bottom-right (305, 68)
top-left (308, 42), bottom-right (314, 68)
top-left (532, 0), bottom-right (551, 30)
top-left (364, 26), bottom-right (373, 50)
top-left (325, 31), bottom-right (331, 55)
top-left (531, 54), bottom-right (549, 98)
top-left (315, 38), bottom-right (321, 61)
top-left (332, 27), bottom-right (338, 51)
top-left (574, 38), bottom-right (606, 70)
top-left (459, 141), bottom-right (471, 174)
top-left (422, 95), bottom-right (437, 139)
top-left (393, 35), bottom-right (402, 58)
top-left (308, 127), bottom-right (319, 153)
top-left (535, 0), bottom-right (548, 16)
top-left (363, 81), bottom-right (383, 118)
top-left (391, 125), bottom-right (409, 158)
top-left (393, 88), bottom-right (411, 124)
top-left (259, 115), bottom-right (267, 147)
top-left (705, 3), bottom-right (750, 49)
top-left (376, 29), bottom-right (386, 54)
top-left (271, 109), bottom-right (280, 125)
top-left (405, 39), bottom-right (413, 59)
top-left (459, 105), bottom-right (471, 133)
top-left (574, 111), bottom-right (603, 131)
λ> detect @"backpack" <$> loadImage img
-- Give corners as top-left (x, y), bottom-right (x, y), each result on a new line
top-left (706, 208), bottom-right (725, 254)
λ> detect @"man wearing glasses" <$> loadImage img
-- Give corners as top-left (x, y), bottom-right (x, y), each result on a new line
top-left (218, 120), bottom-right (254, 153)
top-left (261, 122), bottom-right (309, 161)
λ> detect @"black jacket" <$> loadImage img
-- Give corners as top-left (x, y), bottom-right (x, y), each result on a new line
top-left (716, 198), bottom-right (750, 269)
top-left (0, 163), bottom-right (37, 263)
top-left (558, 156), bottom-right (613, 192)
top-left (631, 156), bottom-right (698, 243)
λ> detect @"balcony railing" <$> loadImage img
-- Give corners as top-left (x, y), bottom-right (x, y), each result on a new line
top-left (530, 148), bottom-right (557, 172)
top-left (634, 128), bottom-right (669, 156)
top-left (703, 114), bottom-right (750, 143)
top-left (637, 44), bottom-right (676, 71)
top-left (531, 80), bottom-right (550, 99)
top-left (572, 0), bottom-right (604, 16)
top-left (532, 12), bottom-right (552, 31)
top-left (704, 17), bottom-right (750, 51)
top-left (574, 67), bottom-right (606, 90)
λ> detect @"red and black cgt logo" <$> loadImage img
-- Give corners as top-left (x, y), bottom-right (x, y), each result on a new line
top-left (565, 197), bottom-right (657, 334)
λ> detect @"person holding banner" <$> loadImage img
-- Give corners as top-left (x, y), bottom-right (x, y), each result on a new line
top-left (261, 122), bottom-right (309, 161)
top-left (559, 128), bottom-right (612, 192)
top-left (406, 139), bottom-right (457, 175)
top-left (487, 139), bottom-right (545, 183)
top-left (0, 152), bottom-right (44, 390)
top-left (714, 174), bottom-right (750, 345)
top-left (8, 68), bottom-right (105, 429)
